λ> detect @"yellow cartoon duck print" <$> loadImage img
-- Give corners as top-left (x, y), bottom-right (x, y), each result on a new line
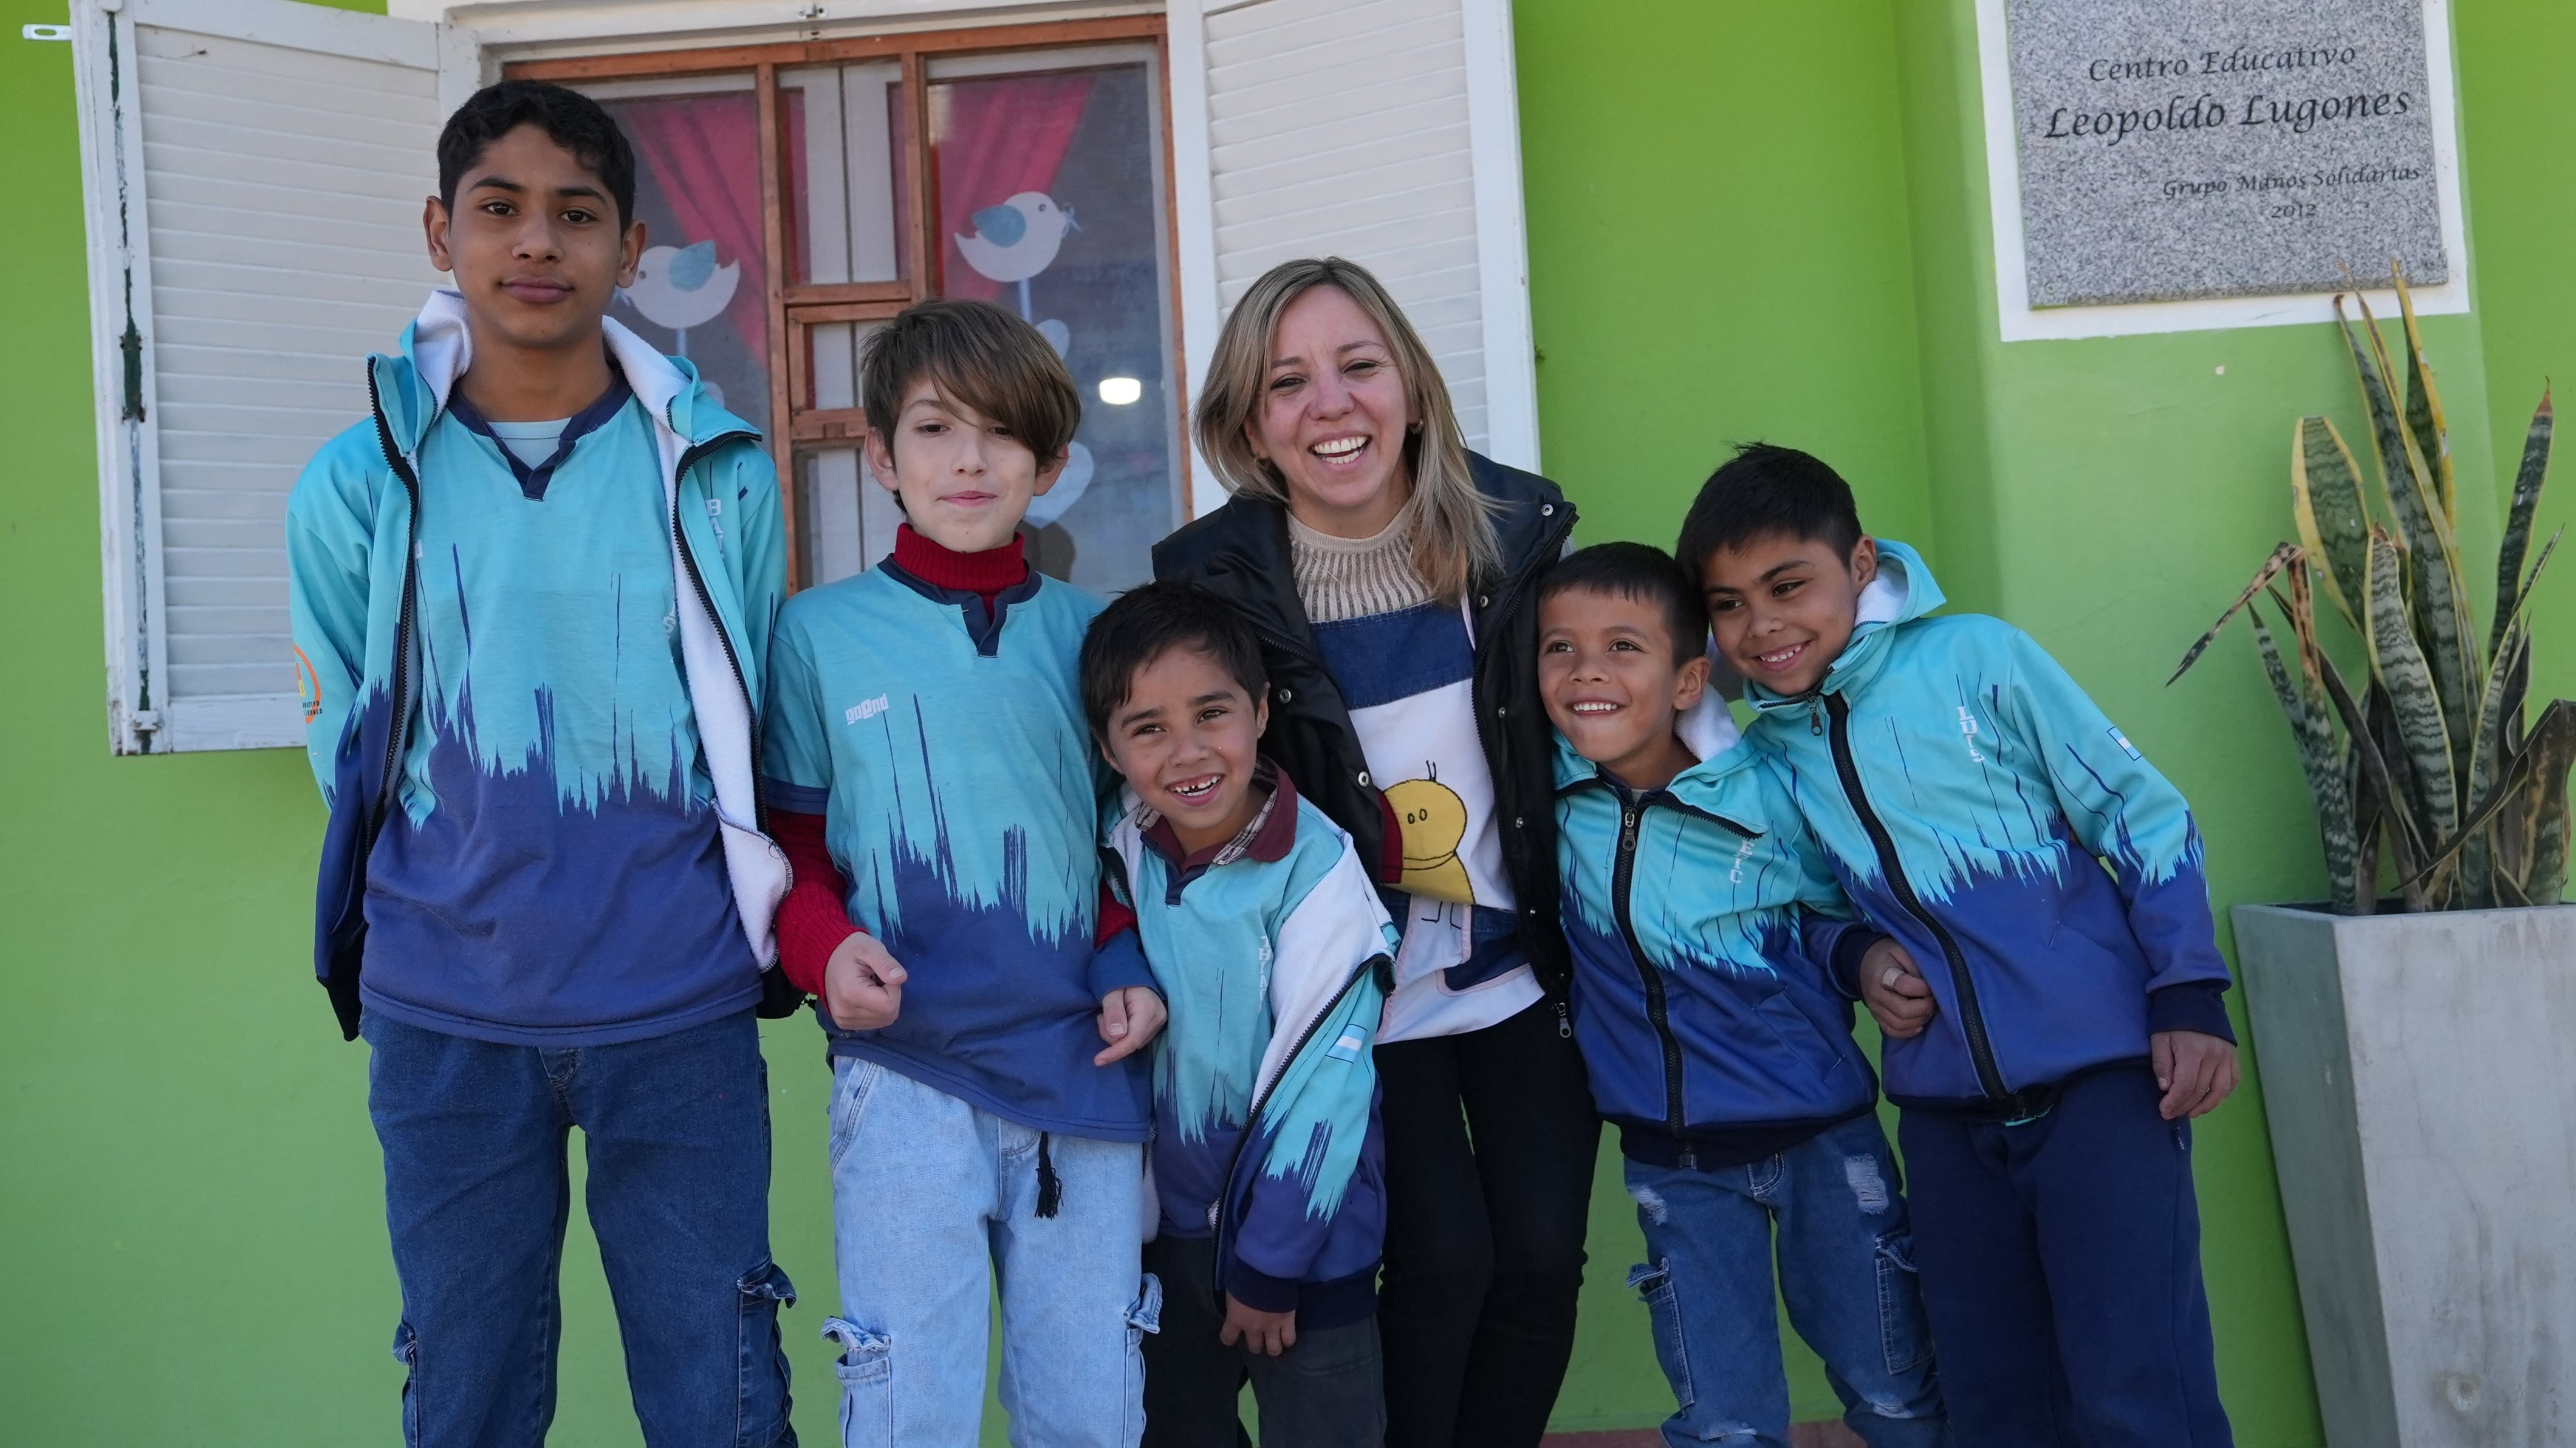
top-left (1386, 766), bottom-right (1475, 904)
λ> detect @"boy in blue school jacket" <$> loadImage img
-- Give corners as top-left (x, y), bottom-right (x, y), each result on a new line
top-left (1683, 445), bottom-right (2241, 1446)
top-left (1538, 544), bottom-right (1944, 1448)
top-left (1083, 581), bottom-right (1398, 1448)
top-left (760, 299), bottom-right (1167, 1447)
top-left (286, 83), bottom-right (795, 1446)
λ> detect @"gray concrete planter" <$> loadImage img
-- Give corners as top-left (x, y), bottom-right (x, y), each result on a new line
top-left (2233, 903), bottom-right (2576, 1447)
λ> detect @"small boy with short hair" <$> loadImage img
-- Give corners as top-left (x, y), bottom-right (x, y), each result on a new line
top-left (760, 298), bottom-right (1168, 1447)
top-left (1681, 443), bottom-right (2239, 1443)
top-left (1082, 580), bottom-right (1399, 1448)
top-left (1538, 543), bottom-right (1944, 1448)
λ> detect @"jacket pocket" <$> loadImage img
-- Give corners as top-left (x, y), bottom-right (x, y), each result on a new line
top-left (1755, 989), bottom-right (1857, 1090)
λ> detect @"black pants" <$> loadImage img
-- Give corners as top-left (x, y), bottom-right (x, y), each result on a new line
top-left (1141, 1235), bottom-right (1385, 1448)
top-left (1374, 996), bottom-right (1600, 1448)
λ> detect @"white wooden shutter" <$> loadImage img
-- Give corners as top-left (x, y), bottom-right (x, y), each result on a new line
top-left (70, 0), bottom-right (477, 753)
top-left (1166, 0), bottom-right (1539, 513)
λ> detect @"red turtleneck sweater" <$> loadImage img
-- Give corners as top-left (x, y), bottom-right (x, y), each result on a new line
top-left (769, 527), bottom-right (1134, 1001)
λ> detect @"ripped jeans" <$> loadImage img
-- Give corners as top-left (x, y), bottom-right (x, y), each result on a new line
top-left (363, 1008), bottom-right (796, 1448)
top-left (823, 1057), bottom-right (1153, 1448)
top-left (1623, 1113), bottom-right (1946, 1448)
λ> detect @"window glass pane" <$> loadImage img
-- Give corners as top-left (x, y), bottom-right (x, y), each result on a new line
top-left (797, 320), bottom-right (896, 587)
top-left (930, 57), bottom-right (1180, 592)
top-left (798, 446), bottom-right (903, 589)
top-left (593, 84), bottom-right (772, 425)
top-left (807, 318), bottom-right (877, 412)
top-left (784, 64), bottom-right (908, 286)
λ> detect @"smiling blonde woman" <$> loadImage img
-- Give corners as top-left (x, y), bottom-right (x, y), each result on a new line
top-left (1154, 257), bottom-right (1597, 1448)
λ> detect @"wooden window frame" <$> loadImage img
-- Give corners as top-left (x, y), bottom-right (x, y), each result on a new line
top-left (506, 15), bottom-right (1185, 589)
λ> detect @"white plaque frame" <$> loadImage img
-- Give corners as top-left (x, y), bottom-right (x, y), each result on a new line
top-left (1976, 0), bottom-right (2470, 343)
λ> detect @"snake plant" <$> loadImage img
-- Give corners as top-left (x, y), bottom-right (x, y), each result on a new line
top-left (2173, 275), bottom-right (2575, 914)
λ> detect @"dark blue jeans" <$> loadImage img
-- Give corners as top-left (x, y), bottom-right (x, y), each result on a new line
top-left (365, 1009), bottom-right (796, 1447)
top-left (1898, 1065), bottom-right (2232, 1447)
top-left (1622, 1113), bottom-right (1945, 1447)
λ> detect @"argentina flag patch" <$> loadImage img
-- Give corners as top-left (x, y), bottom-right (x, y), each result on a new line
top-left (1326, 1024), bottom-right (1370, 1062)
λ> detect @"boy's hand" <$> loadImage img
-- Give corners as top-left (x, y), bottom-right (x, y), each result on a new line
top-left (1858, 938), bottom-right (1937, 1039)
top-left (1220, 1295), bottom-right (1298, 1358)
top-left (824, 933), bottom-right (907, 1032)
top-left (2151, 1030), bottom-right (2239, 1120)
top-left (1095, 986), bottom-right (1166, 1065)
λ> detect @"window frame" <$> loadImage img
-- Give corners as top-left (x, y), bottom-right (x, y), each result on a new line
top-left (505, 13), bottom-right (1191, 591)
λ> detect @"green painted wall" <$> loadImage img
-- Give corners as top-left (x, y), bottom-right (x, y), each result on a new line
top-left (5, 0), bottom-right (2572, 1443)
top-left (2457, 0), bottom-right (2576, 705)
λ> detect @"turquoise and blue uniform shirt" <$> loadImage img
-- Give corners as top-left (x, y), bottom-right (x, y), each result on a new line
top-left (1739, 541), bottom-right (2235, 1110)
top-left (287, 294), bottom-right (787, 1045)
top-left (1554, 735), bottom-right (1883, 1167)
top-left (762, 561), bottom-right (1155, 1141)
top-left (1105, 764), bottom-right (1396, 1325)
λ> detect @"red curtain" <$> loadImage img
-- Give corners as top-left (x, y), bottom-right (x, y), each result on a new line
top-left (933, 73), bottom-right (1096, 302)
top-left (615, 94), bottom-right (770, 356)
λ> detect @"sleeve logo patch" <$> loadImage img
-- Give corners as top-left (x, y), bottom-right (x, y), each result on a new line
top-left (2108, 726), bottom-right (2142, 761)
top-left (1326, 1025), bottom-right (1369, 1062)
top-left (847, 694), bottom-right (890, 725)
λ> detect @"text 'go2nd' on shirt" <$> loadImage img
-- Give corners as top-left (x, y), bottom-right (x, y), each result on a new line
top-left (360, 374), bottom-right (759, 1047)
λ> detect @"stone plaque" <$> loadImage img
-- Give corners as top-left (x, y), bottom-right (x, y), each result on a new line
top-left (2005, 0), bottom-right (2446, 308)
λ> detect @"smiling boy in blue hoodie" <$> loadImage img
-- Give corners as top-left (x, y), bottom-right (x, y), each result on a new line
top-left (287, 83), bottom-right (795, 1446)
top-left (1539, 544), bottom-right (1944, 1448)
top-left (1683, 444), bottom-right (2239, 1446)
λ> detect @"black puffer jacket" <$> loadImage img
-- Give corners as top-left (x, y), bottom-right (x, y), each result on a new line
top-left (1153, 454), bottom-right (1577, 991)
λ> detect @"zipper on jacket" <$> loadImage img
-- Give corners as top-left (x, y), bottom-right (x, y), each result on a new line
top-left (365, 368), bottom-right (422, 850)
top-left (1824, 691), bottom-right (2006, 1099)
top-left (1205, 953), bottom-right (1388, 1285)
top-left (1464, 500), bottom-right (1580, 986)
top-left (1609, 801), bottom-right (1690, 1152)
top-left (671, 429), bottom-right (767, 810)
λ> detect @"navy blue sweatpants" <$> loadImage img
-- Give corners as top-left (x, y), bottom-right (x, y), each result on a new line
top-left (1897, 1065), bottom-right (2232, 1447)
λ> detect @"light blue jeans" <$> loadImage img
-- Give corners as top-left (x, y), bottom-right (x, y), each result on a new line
top-left (823, 1057), bottom-right (1156, 1448)
top-left (1623, 1113), bottom-right (1947, 1447)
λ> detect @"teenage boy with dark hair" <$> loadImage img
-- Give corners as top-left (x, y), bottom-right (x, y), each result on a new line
top-left (1680, 443), bottom-right (2241, 1444)
top-left (1536, 543), bottom-right (1944, 1447)
top-left (1080, 580), bottom-right (1399, 1448)
top-left (287, 81), bottom-right (796, 1446)
top-left (761, 298), bottom-right (1167, 1447)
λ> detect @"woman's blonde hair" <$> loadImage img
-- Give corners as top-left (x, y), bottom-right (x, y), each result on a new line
top-left (1193, 257), bottom-right (1499, 603)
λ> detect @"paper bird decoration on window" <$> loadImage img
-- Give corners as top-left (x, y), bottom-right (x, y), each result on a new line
top-left (620, 241), bottom-right (741, 356)
top-left (956, 192), bottom-right (1078, 319)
